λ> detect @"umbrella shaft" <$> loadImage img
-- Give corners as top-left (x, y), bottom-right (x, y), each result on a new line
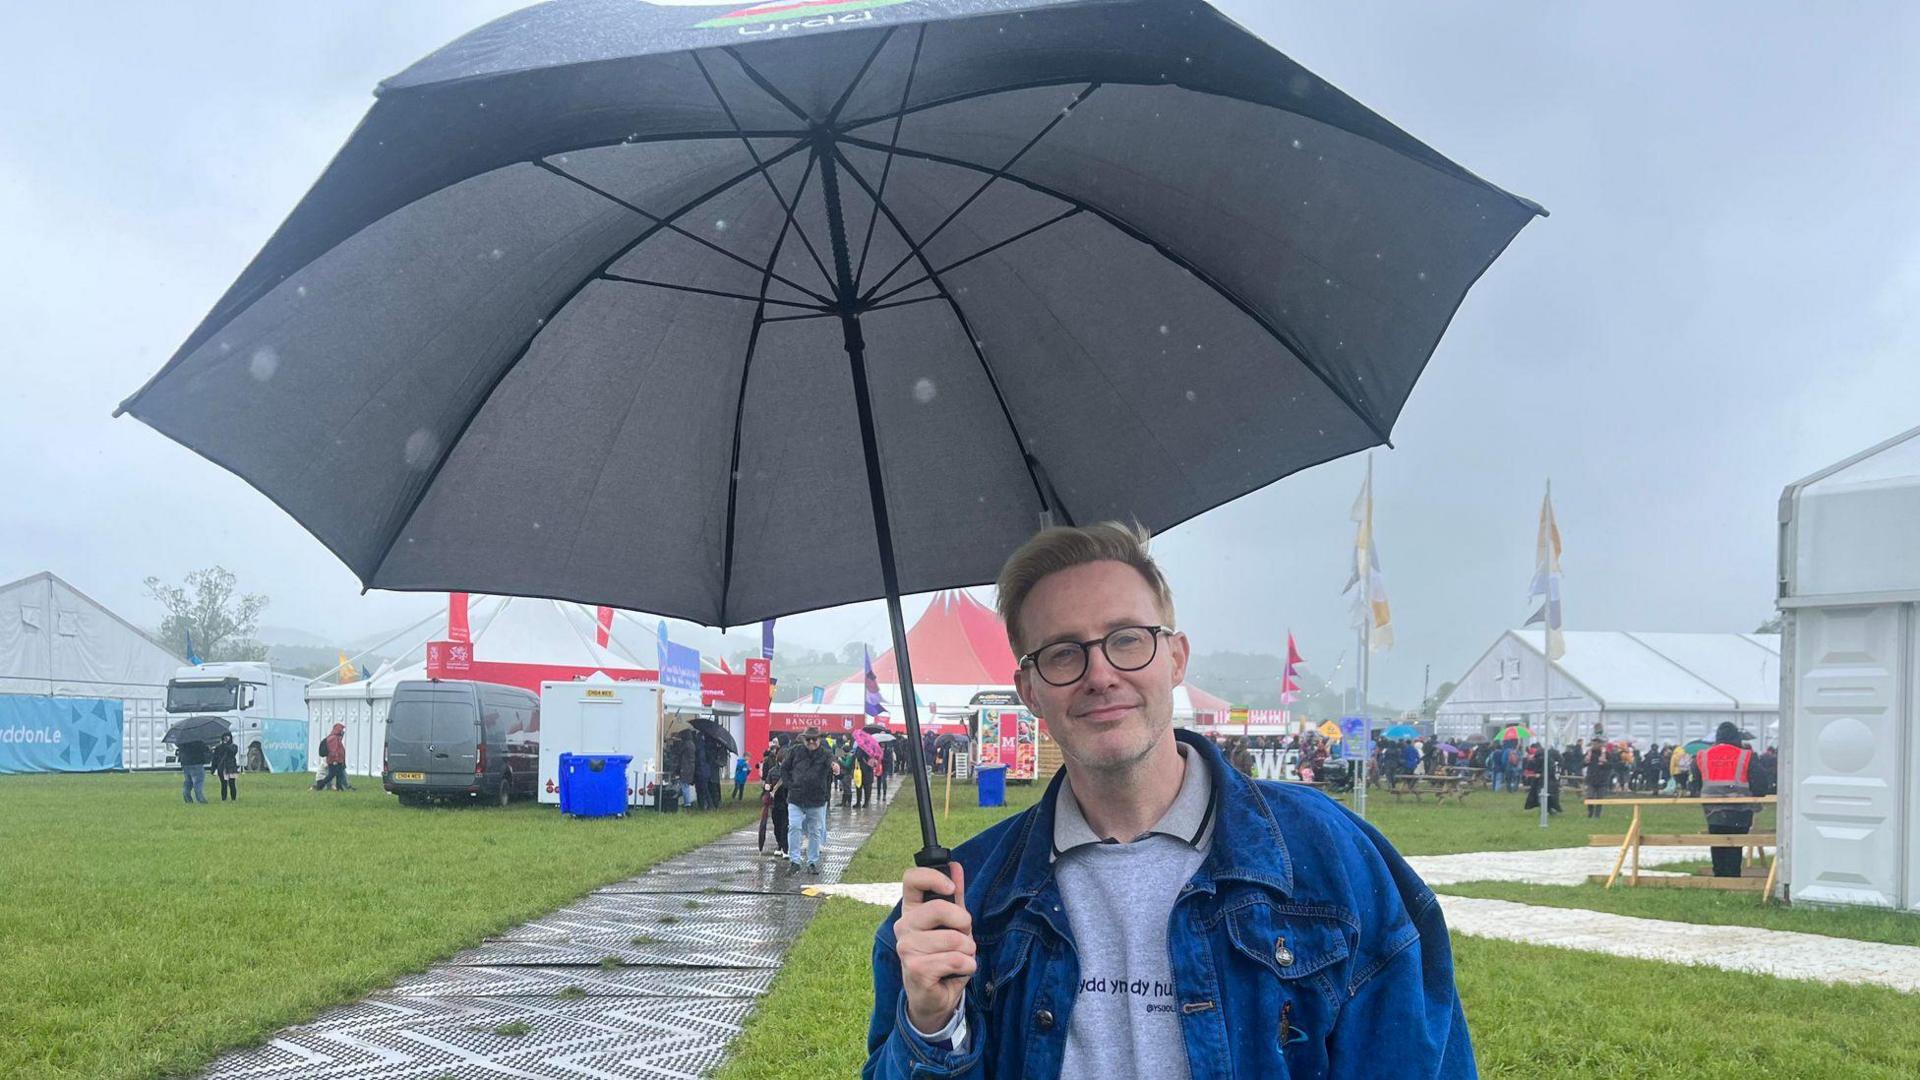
top-left (819, 145), bottom-right (947, 868)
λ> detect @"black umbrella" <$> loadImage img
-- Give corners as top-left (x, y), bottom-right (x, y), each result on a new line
top-left (689, 715), bottom-right (739, 753)
top-left (117, 0), bottom-right (1539, 870)
top-left (163, 716), bottom-right (231, 746)
top-left (863, 723), bottom-right (892, 735)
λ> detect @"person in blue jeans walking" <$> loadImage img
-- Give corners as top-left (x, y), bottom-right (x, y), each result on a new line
top-left (781, 725), bottom-right (841, 875)
top-left (869, 523), bottom-right (1473, 1079)
top-left (176, 738), bottom-right (211, 804)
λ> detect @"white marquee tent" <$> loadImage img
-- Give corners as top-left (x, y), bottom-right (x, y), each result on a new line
top-left (1437, 629), bottom-right (1780, 747)
top-left (306, 595), bottom-right (645, 776)
top-left (0, 572), bottom-right (184, 772)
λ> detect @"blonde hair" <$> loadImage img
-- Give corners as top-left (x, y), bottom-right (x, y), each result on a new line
top-left (995, 521), bottom-right (1176, 655)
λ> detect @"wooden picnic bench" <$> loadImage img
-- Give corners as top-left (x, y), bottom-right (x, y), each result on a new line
top-left (1384, 774), bottom-right (1474, 804)
top-left (1583, 795), bottom-right (1779, 901)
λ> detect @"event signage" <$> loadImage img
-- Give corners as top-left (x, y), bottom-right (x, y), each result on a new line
top-left (1339, 715), bottom-right (1371, 761)
top-left (1317, 719), bottom-right (1343, 739)
top-left (744, 657), bottom-right (771, 736)
top-left (425, 640), bottom-right (473, 678)
top-left (0, 697), bottom-right (122, 774)
top-left (656, 622), bottom-right (703, 707)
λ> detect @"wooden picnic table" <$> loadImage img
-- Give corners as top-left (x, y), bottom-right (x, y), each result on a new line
top-left (1384, 774), bottom-right (1475, 804)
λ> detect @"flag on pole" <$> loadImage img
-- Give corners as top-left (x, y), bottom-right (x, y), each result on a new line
top-left (761, 619), bottom-right (776, 660)
top-left (863, 646), bottom-right (885, 719)
top-left (1526, 485), bottom-right (1565, 660)
top-left (1344, 470), bottom-right (1394, 650)
top-left (184, 627), bottom-right (203, 666)
top-left (594, 605), bottom-right (614, 648)
top-left (1281, 632), bottom-right (1303, 703)
top-left (811, 685), bottom-right (826, 705)
top-left (448, 592), bottom-right (471, 643)
top-left (338, 651), bottom-right (358, 683)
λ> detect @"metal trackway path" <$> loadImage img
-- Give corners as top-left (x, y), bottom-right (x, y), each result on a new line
top-left (201, 788), bottom-right (896, 1080)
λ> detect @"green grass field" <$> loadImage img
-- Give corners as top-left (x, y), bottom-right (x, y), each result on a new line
top-left (718, 773), bottom-right (1917, 1080)
top-left (0, 771), bottom-right (757, 1080)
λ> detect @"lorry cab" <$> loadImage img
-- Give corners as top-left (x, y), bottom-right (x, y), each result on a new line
top-left (163, 662), bottom-right (309, 771)
top-left (383, 679), bottom-right (539, 806)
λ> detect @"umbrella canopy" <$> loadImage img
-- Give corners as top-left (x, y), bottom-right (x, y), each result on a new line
top-left (853, 729), bottom-right (883, 760)
top-left (862, 723), bottom-right (891, 735)
top-left (689, 715), bottom-right (738, 753)
top-left (1461, 733), bottom-right (1489, 744)
top-left (1499, 725), bottom-right (1532, 743)
top-left (872, 731), bottom-right (898, 743)
top-left (116, 0), bottom-right (1538, 862)
top-left (1683, 739), bottom-right (1711, 753)
top-left (1381, 724), bottom-right (1420, 740)
top-left (1436, 742), bottom-right (1462, 755)
top-left (163, 715), bottom-right (231, 746)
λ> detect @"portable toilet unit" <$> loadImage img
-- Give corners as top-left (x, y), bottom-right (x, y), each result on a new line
top-left (1777, 424), bottom-right (1920, 910)
top-left (538, 675), bottom-right (661, 807)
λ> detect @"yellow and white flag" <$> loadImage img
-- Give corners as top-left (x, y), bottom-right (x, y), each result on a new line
top-left (1526, 485), bottom-right (1565, 660)
top-left (338, 651), bottom-right (359, 683)
top-left (1344, 465), bottom-right (1394, 650)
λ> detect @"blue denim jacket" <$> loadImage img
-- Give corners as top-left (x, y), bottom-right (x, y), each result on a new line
top-left (865, 730), bottom-right (1474, 1079)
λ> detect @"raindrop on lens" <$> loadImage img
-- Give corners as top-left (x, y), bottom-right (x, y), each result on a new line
top-left (1291, 138), bottom-right (1302, 150)
top-left (912, 378), bottom-right (937, 404)
top-left (490, 248), bottom-right (503, 261)
top-left (1185, 390), bottom-right (1197, 402)
top-left (295, 285), bottom-right (307, 298)
top-left (248, 347), bottom-right (279, 382)
top-left (1158, 325), bottom-right (1169, 335)
top-left (403, 429), bottom-right (438, 468)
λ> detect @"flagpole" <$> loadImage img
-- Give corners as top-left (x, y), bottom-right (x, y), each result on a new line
top-left (1355, 456), bottom-right (1371, 820)
top-left (1539, 480), bottom-right (1553, 831)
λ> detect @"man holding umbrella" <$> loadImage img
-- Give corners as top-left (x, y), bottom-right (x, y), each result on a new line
top-left (176, 737), bottom-right (212, 805)
top-left (872, 524), bottom-right (1472, 1077)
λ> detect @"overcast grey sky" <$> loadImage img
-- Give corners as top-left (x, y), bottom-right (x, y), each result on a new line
top-left (3, 2), bottom-right (1916, 704)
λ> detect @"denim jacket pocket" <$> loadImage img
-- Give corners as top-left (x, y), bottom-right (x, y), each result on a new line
top-left (976, 925), bottom-right (1037, 1012)
top-left (1220, 903), bottom-right (1350, 1076)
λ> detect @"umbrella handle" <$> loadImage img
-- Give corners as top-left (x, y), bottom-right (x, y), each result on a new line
top-left (907, 843), bottom-right (954, 903)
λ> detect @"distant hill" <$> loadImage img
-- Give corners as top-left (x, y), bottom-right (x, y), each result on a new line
top-left (256, 625), bottom-right (334, 649)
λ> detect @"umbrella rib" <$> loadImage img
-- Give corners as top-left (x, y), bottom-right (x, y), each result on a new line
top-left (538, 160), bottom-right (833, 305)
top-left (866, 207), bottom-right (1082, 307)
top-left (721, 48), bottom-right (812, 123)
top-left (368, 142), bottom-right (812, 581)
top-left (600, 273), bottom-right (827, 311)
top-left (836, 135), bottom-right (1391, 445)
top-left (861, 83), bottom-right (1100, 304)
top-left (828, 26), bottom-right (898, 125)
top-left (853, 24), bottom-right (927, 287)
top-left (830, 146), bottom-right (1056, 522)
top-left (719, 152), bottom-right (821, 622)
top-left (691, 51), bottom-right (837, 299)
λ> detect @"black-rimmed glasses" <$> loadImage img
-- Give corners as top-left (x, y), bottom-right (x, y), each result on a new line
top-left (1019, 625), bottom-right (1172, 687)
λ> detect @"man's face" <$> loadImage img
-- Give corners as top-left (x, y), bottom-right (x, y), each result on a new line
top-left (804, 735), bottom-right (820, 751)
top-left (1012, 560), bottom-right (1188, 774)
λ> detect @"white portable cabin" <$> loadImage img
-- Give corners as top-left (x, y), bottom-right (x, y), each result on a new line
top-left (1778, 424), bottom-right (1920, 911)
top-left (538, 675), bottom-right (662, 807)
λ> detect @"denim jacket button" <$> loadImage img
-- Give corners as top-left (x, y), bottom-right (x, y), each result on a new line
top-left (1274, 938), bottom-right (1294, 968)
top-left (1032, 1008), bottom-right (1055, 1031)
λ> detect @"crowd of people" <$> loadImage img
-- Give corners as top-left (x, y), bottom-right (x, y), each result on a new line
top-left (1189, 728), bottom-right (1778, 814)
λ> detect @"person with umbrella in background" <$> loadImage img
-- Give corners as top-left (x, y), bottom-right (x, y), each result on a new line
top-left (210, 733), bottom-right (241, 802)
top-left (176, 737), bottom-right (211, 804)
top-left (877, 524), bottom-right (1472, 1077)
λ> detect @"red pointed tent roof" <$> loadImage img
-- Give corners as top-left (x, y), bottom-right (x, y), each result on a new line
top-left (867, 590), bottom-right (1018, 687)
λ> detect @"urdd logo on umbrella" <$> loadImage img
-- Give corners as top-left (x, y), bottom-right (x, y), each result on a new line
top-left (652, 0), bottom-right (918, 33)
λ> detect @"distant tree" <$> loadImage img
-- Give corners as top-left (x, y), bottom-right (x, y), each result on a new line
top-left (1422, 680), bottom-right (1458, 718)
top-left (144, 566), bottom-right (268, 662)
top-left (1755, 613), bottom-right (1784, 634)
top-left (838, 641), bottom-right (871, 666)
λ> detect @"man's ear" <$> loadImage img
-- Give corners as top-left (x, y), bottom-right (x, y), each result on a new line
top-left (1168, 630), bottom-right (1191, 688)
top-left (1014, 665), bottom-right (1041, 719)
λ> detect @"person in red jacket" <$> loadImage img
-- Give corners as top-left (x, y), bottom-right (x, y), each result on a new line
top-left (1693, 722), bottom-right (1755, 877)
top-left (311, 722), bottom-right (354, 792)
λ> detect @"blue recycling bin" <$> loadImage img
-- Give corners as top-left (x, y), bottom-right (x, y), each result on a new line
top-left (559, 753), bottom-right (632, 818)
top-left (977, 764), bottom-right (1007, 808)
